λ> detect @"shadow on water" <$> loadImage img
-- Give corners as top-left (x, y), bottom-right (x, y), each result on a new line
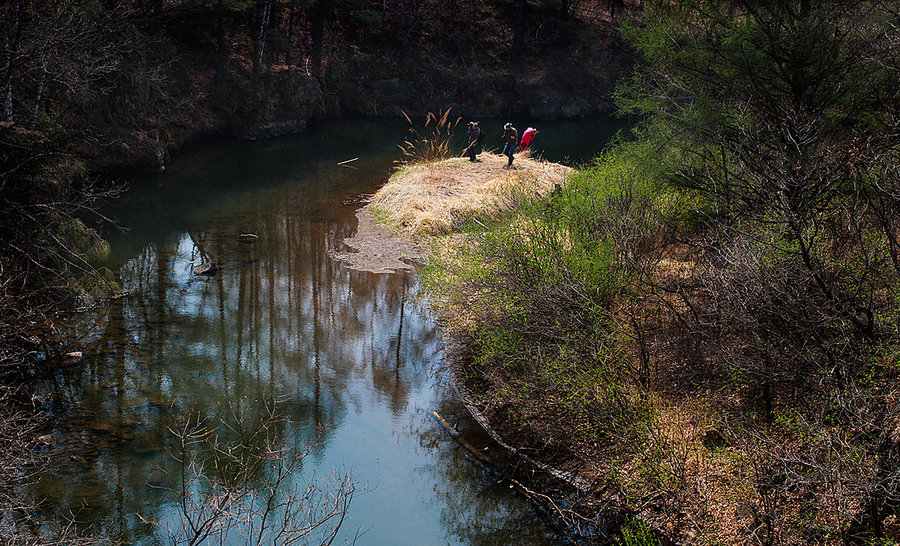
top-left (31, 117), bottom-right (624, 544)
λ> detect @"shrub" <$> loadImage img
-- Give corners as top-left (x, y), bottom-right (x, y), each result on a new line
top-left (423, 138), bottom-right (676, 449)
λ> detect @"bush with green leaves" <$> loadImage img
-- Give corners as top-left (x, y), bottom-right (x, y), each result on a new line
top-left (424, 138), bottom-right (679, 447)
top-left (428, 1), bottom-right (900, 540)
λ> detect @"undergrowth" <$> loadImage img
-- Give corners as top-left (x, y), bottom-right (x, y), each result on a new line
top-left (422, 137), bottom-right (678, 450)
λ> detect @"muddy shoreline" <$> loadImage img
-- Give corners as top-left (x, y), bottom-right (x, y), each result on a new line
top-left (332, 207), bottom-right (425, 273)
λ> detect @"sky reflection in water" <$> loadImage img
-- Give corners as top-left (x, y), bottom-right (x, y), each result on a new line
top-left (35, 118), bottom-right (622, 544)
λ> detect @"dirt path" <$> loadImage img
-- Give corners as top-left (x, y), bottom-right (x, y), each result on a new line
top-left (332, 206), bottom-right (425, 273)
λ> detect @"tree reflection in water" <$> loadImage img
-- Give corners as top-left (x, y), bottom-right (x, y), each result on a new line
top-left (31, 120), bottom-right (571, 544)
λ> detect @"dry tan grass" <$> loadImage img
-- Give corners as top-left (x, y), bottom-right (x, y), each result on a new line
top-left (370, 151), bottom-right (572, 235)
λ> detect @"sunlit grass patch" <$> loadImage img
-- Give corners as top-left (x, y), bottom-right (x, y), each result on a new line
top-left (370, 152), bottom-right (571, 235)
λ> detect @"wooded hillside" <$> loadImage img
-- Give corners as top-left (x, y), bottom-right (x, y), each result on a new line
top-left (421, 1), bottom-right (900, 542)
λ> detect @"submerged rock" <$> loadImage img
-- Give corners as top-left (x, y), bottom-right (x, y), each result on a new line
top-left (192, 262), bottom-right (219, 276)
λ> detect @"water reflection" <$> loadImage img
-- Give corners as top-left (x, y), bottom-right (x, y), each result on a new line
top-left (31, 118), bottom-right (622, 544)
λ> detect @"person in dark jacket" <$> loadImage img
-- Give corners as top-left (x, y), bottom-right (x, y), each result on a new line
top-left (465, 121), bottom-right (483, 162)
top-left (502, 122), bottom-right (518, 168)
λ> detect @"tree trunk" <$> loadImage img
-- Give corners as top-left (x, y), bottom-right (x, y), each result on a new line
top-left (4, 84), bottom-right (11, 123)
top-left (609, 0), bottom-right (624, 19)
top-left (310, 0), bottom-right (328, 82)
top-left (285, 1), bottom-right (294, 67)
top-left (2, 1), bottom-right (24, 123)
top-left (845, 440), bottom-right (899, 543)
top-left (215, 0), bottom-right (228, 78)
top-left (512, 0), bottom-right (526, 65)
top-left (29, 59), bottom-right (45, 130)
top-left (252, 0), bottom-right (272, 88)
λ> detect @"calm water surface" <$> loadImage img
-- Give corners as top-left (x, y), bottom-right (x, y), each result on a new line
top-left (34, 117), bottom-right (625, 544)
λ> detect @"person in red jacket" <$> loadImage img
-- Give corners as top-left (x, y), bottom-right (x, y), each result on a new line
top-left (520, 127), bottom-right (538, 150)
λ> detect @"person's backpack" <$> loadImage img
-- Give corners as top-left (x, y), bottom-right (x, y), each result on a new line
top-left (475, 129), bottom-right (484, 144)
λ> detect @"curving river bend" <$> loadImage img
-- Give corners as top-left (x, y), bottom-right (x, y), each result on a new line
top-left (32, 117), bottom-right (624, 545)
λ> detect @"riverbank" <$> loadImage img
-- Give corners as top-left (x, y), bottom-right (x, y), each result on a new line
top-left (337, 151), bottom-right (633, 536)
top-left (352, 122), bottom-right (900, 542)
top-left (350, 146), bottom-right (729, 543)
top-left (0, 2), bottom-right (633, 542)
top-left (8, 1), bottom-right (900, 542)
top-left (16, 134), bottom-right (585, 544)
top-left (0, 0), bottom-right (635, 381)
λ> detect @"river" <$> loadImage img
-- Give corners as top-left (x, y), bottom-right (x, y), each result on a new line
top-left (31, 117), bottom-right (626, 545)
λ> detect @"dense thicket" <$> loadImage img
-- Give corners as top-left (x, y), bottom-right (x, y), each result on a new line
top-left (425, 1), bottom-right (900, 542)
top-left (620, 2), bottom-right (900, 540)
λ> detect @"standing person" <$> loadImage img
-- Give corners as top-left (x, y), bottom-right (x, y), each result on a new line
top-left (502, 122), bottom-right (518, 168)
top-left (466, 121), bottom-right (483, 162)
top-left (520, 127), bottom-right (538, 151)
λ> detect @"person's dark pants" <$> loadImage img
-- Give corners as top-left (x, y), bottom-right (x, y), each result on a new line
top-left (468, 146), bottom-right (477, 161)
top-left (503, 143), bottom-right (517, 166)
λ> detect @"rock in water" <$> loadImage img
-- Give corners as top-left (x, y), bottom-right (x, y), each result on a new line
top-left (192, 262), bottom-right (219, 276)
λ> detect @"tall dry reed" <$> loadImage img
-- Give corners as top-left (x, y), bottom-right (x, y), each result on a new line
top-left (397, 108), bottom-right (461, 164)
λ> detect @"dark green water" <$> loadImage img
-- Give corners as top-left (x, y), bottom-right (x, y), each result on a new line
top-left (33, 117), bottom-right (625, 545)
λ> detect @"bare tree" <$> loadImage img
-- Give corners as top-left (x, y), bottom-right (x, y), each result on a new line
top-left (143, 396), bottom-right (358, 545)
